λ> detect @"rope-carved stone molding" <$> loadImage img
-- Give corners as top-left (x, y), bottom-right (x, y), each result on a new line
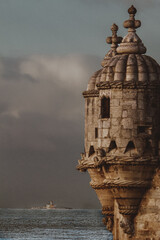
top-left (90, 181), bottom-right (107, 189)
top-left (102, 206), bottom-right (114, 215)
top-left (103, 155), bottom-right (159, 166)
top-left (77, 156), bottom-right (159, 171)
top-left (90, 179), bottom-right (151, 189)
top-left (119, 205), bottom-right (138, 215)
top-left (96, 80), bottom-right (160, 90)
top-left (76, 158), bottom-right (104, 171)
top-left (82, 89), bottom-right (99, 98)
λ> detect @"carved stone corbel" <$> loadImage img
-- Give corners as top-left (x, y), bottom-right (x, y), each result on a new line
top-left (103, 215), bottom-right (114, 232)
top-left (120, 215), bottom-right (135, 237)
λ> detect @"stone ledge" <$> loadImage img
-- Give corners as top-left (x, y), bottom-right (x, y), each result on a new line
top-left (96, 80), bottom-right (160, 90)
top-left (82, 90), bottom-right (99, 98)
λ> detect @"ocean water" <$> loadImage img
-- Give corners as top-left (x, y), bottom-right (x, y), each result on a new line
top-left (0, 209), bottom-right (113, 240)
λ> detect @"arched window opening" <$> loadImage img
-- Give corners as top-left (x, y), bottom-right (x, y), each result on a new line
top-left (101, 97), bottom-right (110, 118)
top-left (89, 145), bottom-right (95, 157)
top-left (108, 140), bottom-right (117, 153)
top-left (124, 141), bottom-right (136, 153)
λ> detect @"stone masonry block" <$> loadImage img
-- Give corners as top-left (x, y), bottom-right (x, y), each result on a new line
top-left (138, 99), bottom-right (145, 110)
top-left (146, 117), bottom-right (152, 123)
top-left (112, 118), bottom-right (120, 126)
top-left (102, 129), bottom-right (109, 138)
top-left (122, 118), bottom-right (133, 129)
top-left (98, 138), bottom-right (101, 147)
top-left (123, 100), bottom-right (137, 109)
top-left (138, 91), bottom-right (144, 100)
top-left (121, 129), bottom-right (132, 138)
top-left (110, 127), bottom-right (120, 137)
top-left (110, 99), bottom-right (120, 107)
top-left (127, 109), bottom-right (137, 120)
top-left (123, 90), bottom-right (137, 99)
top-left (122, 110), bottom-right (128, 118)
top-left (147, 199), bottom-right (156, 207)
top-left (102, 119), bottom-right (111, 128)
top-left (111, 107), bottom-right (122, 118)
top-left (98, 128), bottom-right (102, 138)
top-left (111, 90), bottom-right (122, 99)
top-left (98, 121), bottom-right (102, 128)
top-left (88, 132), bottom-right (94, 141)
top-left (137, 110), bottom-right (145, 122)
top-left (132, 128), bottom-right (138, 137)
top-left (100, 138), bottom-right (111, 148)
top-left (155, 199), bottom-right (160, 207)
top-left (116, 137), bottom-right (129, 148)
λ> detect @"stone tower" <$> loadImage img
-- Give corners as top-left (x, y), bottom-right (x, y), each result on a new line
top-left (77, 6), bottom-right (160, 240)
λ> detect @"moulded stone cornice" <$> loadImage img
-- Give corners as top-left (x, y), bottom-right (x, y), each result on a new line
top-left (102, 206), bottom-right (114, 213)
top-left (77, 156), bottom-right (160, 175)
top-left (103, 179), bottom-right (151, 188)
top-left (96, 80), bottom-right (160, 90)
top-left (119, 205), bottom-right (138, 215)
top-left (90, 181), bottom-right (108, 189)
top-left (82, 89), bottom-right (99, 98)
top-left (77, 156), bottom-right (159, 171)
top-left (76, 159), bottom-right (104, 171)
top-left (102, 155), bottom-right (159, 166)
top-left (90, 179), bottom-right (151, 189)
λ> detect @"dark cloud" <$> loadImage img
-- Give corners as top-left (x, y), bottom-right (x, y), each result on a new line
top-left (0, 54), bottom-right (102, 209)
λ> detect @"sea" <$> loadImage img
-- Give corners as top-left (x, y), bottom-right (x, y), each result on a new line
top-left (0, 209), bottom-right (113, 240)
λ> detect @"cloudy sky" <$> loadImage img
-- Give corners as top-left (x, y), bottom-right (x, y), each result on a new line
top-left (0, 0), bottom-right (160, 209)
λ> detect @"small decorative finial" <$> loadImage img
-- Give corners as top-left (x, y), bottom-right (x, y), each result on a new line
top-left (101, 23), bottom-right (122, 67)
top-left (106, 23), bottom-right (122, 56)
top-left (128, 5), bottom-right (137, 15)
top-left (123, 5), bottom-right (141, 32)
top-left (116, 6), bottom-right (146, 55)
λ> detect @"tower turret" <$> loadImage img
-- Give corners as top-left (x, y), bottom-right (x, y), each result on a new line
top-left (77, 5), bottom-right (160, 240)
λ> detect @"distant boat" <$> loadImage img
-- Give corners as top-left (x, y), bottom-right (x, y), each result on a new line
top-left (45, 201), bottom-right (56, 209)
top-left (31, 201), bottom-right (56, 210)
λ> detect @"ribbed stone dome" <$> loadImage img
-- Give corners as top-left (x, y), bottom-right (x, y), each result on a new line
top-left (101, 54), bottom-right (160, 82)
top-left (87, 54), bottom-right (160, 90)
top-left (87, 6), bottom-right (160, 91)
top-left (87, 69), bottom-right (102, 90)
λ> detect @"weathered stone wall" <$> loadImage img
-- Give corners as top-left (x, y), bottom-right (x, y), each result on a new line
top-left (88, 168), bottom-right (114, 213)
top-left (111, 168), bottom-right (160, 240)
top-left (134, 168), bottom-right (160, 240)
top-left (78, 6), bottom-right (160, 238)
top-left (85, 97), bottom-right (99, 156)
top-left (97, 87), bottom-right (160, 157)
top-left (81, 85), bottom-right (160, 240)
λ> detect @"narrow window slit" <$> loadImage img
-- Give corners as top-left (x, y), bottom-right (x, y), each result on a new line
top-left (95, 128), bottom-right (98, 139)
top-left (101, 97), bottom-right (110, 118)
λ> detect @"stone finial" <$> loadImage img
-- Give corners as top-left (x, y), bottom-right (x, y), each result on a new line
top-left (116, 5), bottom-right (146, 54)
top-left (128, 5), bottom-right (137, 14)
top-left (106, 23), bottom-right (122, 56)
top-left (123, 5), bottom-right (141, 32)
top-left (101, 24), bottom-right (122, 67)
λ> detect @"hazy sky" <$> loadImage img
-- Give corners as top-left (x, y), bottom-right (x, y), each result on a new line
top-left (0, 0), bottom-right (160, 208)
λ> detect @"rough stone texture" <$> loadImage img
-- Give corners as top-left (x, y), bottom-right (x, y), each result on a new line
top-left (77, 5), bottom-right (160, 240)
top-left (134, 168), bottom-right (160, 240)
